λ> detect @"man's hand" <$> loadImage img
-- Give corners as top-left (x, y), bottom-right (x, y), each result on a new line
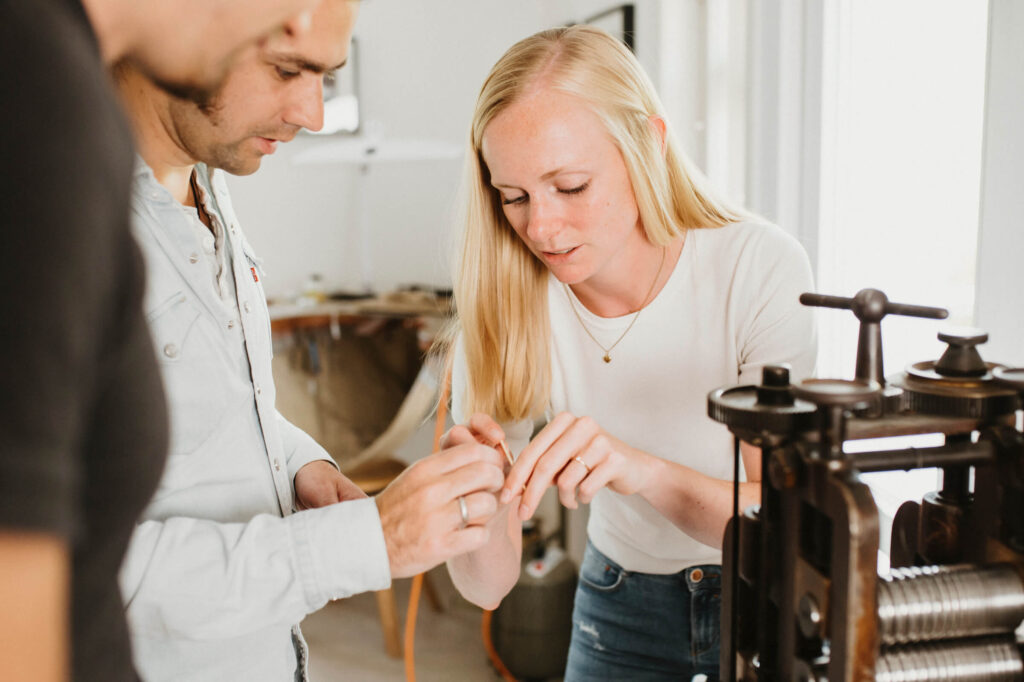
top-left (375, 442), bottom-right (505, 579)
top-left (295, 460), bottom-right (366, 510)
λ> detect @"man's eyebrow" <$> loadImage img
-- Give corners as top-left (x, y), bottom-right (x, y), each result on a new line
top-left (269, 52), bottom-right (348, 75)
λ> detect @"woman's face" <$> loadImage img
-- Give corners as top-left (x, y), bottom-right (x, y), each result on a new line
top-left (481, 88), bottom-right (645, 287)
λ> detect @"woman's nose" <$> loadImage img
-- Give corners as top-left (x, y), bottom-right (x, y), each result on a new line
top-left (526, 197), bottom-right (560, 243)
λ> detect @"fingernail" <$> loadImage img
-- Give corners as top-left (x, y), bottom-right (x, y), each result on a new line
top-left (518, 504), bottom-right (530, 519)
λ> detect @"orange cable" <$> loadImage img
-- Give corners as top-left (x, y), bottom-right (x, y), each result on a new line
top-left (481, 609), bottom-right (518, 681)
top-left (403, 368), bottom-right (451, 682)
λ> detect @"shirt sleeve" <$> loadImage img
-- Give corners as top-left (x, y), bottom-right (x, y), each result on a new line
top-left (119, 497), bottom-right (391, 640)
top-left (736, 225), bottom-right (818, 385)
top-left (278, 411), bottom-right (339, 482)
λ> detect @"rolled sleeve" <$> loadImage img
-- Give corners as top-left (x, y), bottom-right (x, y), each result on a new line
top-left (278, 411), bottom-right (339, 480)
top-left (294, 497), bottom-right (391, 604)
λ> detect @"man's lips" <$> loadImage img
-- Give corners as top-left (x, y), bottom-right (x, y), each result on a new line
top-left (254, 137), bottom-right (278, 154)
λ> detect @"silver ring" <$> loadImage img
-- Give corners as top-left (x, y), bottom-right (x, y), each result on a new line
top-left (457, 495), bottom-right (469, 527)
top-left (573, 456), bottom-right (592, 474)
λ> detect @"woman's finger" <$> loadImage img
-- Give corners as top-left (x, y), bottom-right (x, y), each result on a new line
top-left (518, 418), bottom-right (603, 517)
top-left (503, 413), bottom-right (576, 502)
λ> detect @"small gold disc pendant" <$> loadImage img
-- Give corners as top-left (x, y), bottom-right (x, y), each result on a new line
top-left (603, 354), bottom-right (611, 363)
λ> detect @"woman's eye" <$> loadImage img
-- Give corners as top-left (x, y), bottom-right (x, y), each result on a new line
top-left (559, 182), bottom-right (590, 196)
top-left (502, 195), bottom-right (527, 206)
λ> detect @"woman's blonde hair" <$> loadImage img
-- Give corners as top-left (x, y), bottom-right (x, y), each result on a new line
top-left (449, 25), bottom-right (742, 422)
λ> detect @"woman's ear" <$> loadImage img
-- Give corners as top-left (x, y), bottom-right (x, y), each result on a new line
top-left (648, 115), bottom-right (667, 157)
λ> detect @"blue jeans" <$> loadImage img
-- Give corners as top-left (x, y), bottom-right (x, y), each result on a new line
top-left (565, 541), bottom-right (721, 681)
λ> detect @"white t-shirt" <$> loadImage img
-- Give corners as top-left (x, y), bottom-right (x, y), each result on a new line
top-left (454, 221), bottom-right (816, 574)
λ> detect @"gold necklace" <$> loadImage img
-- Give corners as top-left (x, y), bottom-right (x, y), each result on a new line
top-left (563, 246), bottom-right (667, 363)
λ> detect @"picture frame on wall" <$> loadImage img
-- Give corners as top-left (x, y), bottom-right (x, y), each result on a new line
top-left (582, 4), bottom-right (635, 52)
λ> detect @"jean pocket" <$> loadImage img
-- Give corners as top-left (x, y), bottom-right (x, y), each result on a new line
top-left (688, 567), bottom-right (722, 659)
top-left (577, 546), bottom-right (627, 594)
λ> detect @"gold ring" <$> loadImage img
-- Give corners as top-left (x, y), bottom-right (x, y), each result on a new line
top-left (573, 456), bottom-right (591, 474)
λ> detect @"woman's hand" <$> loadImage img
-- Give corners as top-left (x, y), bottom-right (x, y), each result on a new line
top-left (499, 412), bottom-right (655, 520)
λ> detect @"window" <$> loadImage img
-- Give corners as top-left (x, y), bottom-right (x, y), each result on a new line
top-left (815, 0), bottom-right (989, 568)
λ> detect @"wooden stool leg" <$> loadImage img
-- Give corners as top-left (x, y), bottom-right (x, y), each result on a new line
top-left (374, 587), bottom-right (402, 658)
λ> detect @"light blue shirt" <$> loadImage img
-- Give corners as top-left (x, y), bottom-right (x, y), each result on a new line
top-left (120, 161), bottom-right (390, 682)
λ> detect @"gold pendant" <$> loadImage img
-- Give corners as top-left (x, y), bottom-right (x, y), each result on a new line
top-left (603, 354), bottom-right (611, 363)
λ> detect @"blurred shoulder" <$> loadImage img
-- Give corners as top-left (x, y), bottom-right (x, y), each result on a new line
top-left (692, 220), bottom-right (807, 258)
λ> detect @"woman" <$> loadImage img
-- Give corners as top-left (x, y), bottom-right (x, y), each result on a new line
top-left (443, 25), bottom-right (815, 680)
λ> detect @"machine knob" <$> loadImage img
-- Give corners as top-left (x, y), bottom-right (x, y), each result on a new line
top-left (756, 364), bottom-right (795, 406)
top-left (934, 328), bottom-right (989, 377)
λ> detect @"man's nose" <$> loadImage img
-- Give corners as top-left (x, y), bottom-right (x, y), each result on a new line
top-left (285, 75), bottom-right (325, 132)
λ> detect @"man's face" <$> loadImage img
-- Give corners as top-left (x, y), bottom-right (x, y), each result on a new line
top-left (168, 0), bottom-right (358, 175)
top-left (125, 0), bottom-right (324, 98)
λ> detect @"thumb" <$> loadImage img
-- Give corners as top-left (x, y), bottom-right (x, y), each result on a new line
top-left (336, 477), bottom-right (368, 502)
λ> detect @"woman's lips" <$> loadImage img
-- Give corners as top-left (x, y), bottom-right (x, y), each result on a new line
top-left (540, 245), bottom-right (579, 264)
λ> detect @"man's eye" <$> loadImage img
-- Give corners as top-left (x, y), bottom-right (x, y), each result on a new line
top-left (275, 66), bottom-right (300, 80)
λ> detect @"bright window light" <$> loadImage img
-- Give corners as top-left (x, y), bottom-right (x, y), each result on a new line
top-left (816, 0), bottom-right (989, 552)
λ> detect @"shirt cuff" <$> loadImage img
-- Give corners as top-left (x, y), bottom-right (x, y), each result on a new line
top-left (290, 497), bottom-right (391, 608)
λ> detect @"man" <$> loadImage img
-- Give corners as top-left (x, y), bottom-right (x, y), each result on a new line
top-left (0, 0), bottom-right (324, 680)
top-left (114, 2), bottom-right (507, 680)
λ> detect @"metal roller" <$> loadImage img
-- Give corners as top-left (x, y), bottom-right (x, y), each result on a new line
top-left (876, 637), bottom-right (1024, 682)
top-left (878, 564), bottom-right (1024, 645)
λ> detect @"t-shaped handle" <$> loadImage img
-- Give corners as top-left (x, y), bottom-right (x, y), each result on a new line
top-left (800, 289), bottom-right (948, 385)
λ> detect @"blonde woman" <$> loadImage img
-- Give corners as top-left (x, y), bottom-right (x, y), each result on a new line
top-left (442, 26), bottom-right (816, 680)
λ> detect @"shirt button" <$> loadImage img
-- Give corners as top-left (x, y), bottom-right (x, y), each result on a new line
top-left (255, 384), bottom-right (262, 396)
top-left (188, 253), bottom-right (199, 264)
top-left (244, 302), bottom-right (252, 313)
top-left (273, 459), bottom-right (281, 471)
top-left (227, 319), bottom-right (235, 330)
top-left (163, 343), bottom-right (178, 358)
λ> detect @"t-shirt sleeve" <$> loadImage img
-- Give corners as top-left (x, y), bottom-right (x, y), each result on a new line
top-left (0, 20), bottom-right (122, 536)
top-left (735, 225), bottom-right (818, 385)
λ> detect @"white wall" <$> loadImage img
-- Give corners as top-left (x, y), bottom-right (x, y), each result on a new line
top-left (974, 0), bottom-right (1024, 365)
top-left (226, 0), bottom-right (672, 300)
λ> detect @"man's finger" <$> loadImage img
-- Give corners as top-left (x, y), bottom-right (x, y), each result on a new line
top-left (441, 424), bottom-right (474, 449)
top-left (430, 442), bottom-right (504, 476)
top-left (443, 460), bottom-right (507, 500)
top-left (445, 524), bottom-right (492, 557)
